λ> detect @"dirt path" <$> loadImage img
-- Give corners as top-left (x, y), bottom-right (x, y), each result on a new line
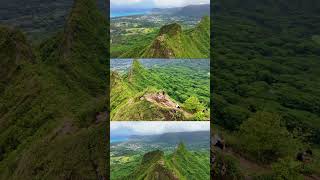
top-left (220, 148), bottom-right (320, 180)
top-left (224, 149), bottom-right (270, 176)
top-left (144, 92), bottom-right (193, 118)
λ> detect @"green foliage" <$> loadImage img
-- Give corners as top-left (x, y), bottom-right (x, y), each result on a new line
top-left (183, 96), bottom-right (205, 113)
top-left (111, 60), bottom-right (210, 120)
top-left (212, 151), bottom-right (245, 180)
top-left (238, 112), bottom-right (303, 163)
top-left (111, 143), bottom-right (209, 180)
top-left (112, 16), bottom-right (210, 58)
top-left (212, 0), bottom-right (320, 146)
top-left (0, 0), bottom-right (108, 179)
top-left (194, 111), bottom-right (207, 121)
top-left (271, 157), bottom-right (304, 180)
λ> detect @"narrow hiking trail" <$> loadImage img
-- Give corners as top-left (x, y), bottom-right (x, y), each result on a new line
top-left (212, 134), bottom-right (320, 179)
top-left (224, 149), bottom-right (270, 176)
top-left (143, 92), bottom-right (193, 119)
top-left (215, 146), bottom-right (320, 180)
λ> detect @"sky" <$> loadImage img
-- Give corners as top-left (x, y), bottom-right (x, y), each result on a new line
top-left (111, 121), bottom-right (210, 137)
top-left (111, 0), bottom-right (210, 10)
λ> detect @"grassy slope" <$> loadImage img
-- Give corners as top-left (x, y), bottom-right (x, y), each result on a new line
top-left (0, 0), bottom-right (108, 179)
top-left (111, 60), bottom-right (210, 121)
top-left (118, 17), bottom-right (210, 58)
top-left (165, 144), bottom-right (210, 180)
top-left (111, 62), bottom-right (186, 120)
top-left (115, 144), bottom-right (209, 180)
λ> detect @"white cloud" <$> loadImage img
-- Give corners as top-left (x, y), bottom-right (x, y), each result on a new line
top-left (111, 0), bottom-right (209, 8)
top-left (153, 0), bottom-right (209, 8)
top-left (111, 0), bottom-right (145, 6)
top-left (111, 121), bottom-right (210, 135)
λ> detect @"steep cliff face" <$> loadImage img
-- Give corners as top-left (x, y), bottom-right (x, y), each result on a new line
top-left (0, 0), bottom-right (108, 179)
top-left (0, 26), bottom-right (35, 92)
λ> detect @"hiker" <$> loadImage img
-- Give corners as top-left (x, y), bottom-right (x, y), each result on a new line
top-left (297, 149), bottom-right (313, 162)
top-left (214, 140), bottom-right (225, 150)
top-left (176, 104), bottom-right (180, 109)
top-left (297, 152), bottom-right (304, 162)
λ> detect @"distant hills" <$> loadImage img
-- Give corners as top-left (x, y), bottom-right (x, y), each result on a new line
top-left (175, 4), bottom-right (210, 17)
top-left (151, 4), bottom-right (210, 17)
top-left (120, 16), bottom-right (210, 58)
top-left (143, 131), bottom-right (210, 145)
top-left (120, 143), bottom-right (209, 180)
top-left (0, 0), bottom-right (108, 179)
top-left (128, 131), bottom-right (210, 147)
top-left (0, 0), bottom-right (107, 41)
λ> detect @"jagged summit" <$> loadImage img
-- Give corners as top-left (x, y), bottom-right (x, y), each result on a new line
top-left (0, 26), bottom-right (35, 90)
top-left (158, 23), bottom-right (182, 37)
top-left (196, 16), bottom-right (210, 30)
top-left (0, 26), bottom-right (35, 65)
top-left (60, 0), bottom-right (108, 61)
top-left (137, 18), bottom-right (210, 58)
top-left (141, 150), bottom-right (164, 165)
top-left (123, 143), bottom-right (209, 180)
top-left (177, 142), bottom-right (187, 152)
top-left (0, 0), bottom-right (108, 179)
top-left (131, 59), bottom-right (144, 71)
top-left (124, 149), bottom-right (178, 180)
top-left (128, 59), bottom-right (146, 82)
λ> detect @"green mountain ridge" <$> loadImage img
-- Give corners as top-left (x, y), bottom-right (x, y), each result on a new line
top-left (0, 0), bottom-right (108, 179)
top-left (111, 60), bottom-right (209, 121)
top-left (120, 16), bottom-right (210, 58)
top-left (118, 143), bottom-right (209, 180)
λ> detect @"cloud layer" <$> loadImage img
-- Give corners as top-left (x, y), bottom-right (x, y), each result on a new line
top-left (111, 0), bottom-right (209, 8)
top-left (111, 121), bottom-right (210, 136)
top-left (154, 0), bottom-right (209, 8)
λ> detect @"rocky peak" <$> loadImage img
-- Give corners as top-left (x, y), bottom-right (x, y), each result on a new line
top-left (158, 23), bottom-right (182, 37)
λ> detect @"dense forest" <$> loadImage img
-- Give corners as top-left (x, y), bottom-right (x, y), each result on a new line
top-left (0, 0), bottom-right (108, 179)
top-left (111, 59), bottom-right (210, 121)
top-left (212, 0), bottom-right (320, 179)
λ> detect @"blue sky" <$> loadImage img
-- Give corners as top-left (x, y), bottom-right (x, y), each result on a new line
top-left (111, 121), bottom-right (210, 137)
top-left (111, 0), bottom-right (210, 10)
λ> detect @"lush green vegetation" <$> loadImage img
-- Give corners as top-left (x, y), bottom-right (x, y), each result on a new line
top-left (111, 16), bottom-right (210, 58)
top-left (212, 0), bottom-right (320, 178)
top-left (111, 59), bottom-right (210, 120)
top-left (0, 0), bottom-right (108, 179)
top-left (112, 143), bottom-right (210, 180)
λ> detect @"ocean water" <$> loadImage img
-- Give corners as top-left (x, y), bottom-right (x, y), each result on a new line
top-left (110, 136), bottom-right (128, 143)
top-left (111, 10), bottom-right (150, 18)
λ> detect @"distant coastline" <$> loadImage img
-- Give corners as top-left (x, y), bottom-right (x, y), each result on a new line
top-left (110, 136), bottom-right (129, 143)
top-left (111, 10), bottom-right (150, 18)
